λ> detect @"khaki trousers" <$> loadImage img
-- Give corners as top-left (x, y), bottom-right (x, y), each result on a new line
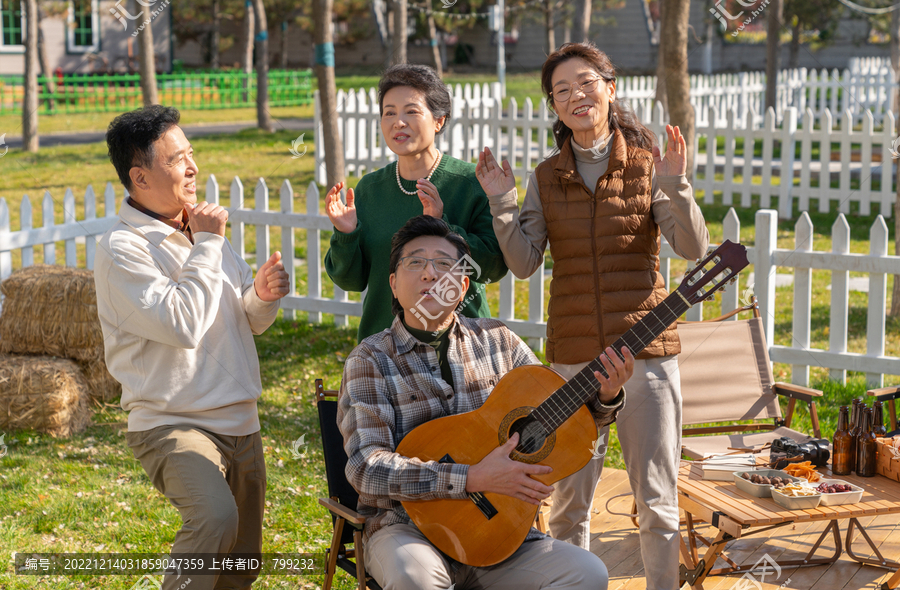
top-left (549, 357), bottom-right (682, 590)
top-left (126, 425), bottom-right (267, 590)
top-left (364, 523), bottom-right (609, 589)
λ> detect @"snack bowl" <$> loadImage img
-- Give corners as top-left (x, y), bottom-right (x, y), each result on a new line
top-left (771, 484), bottom-right (822, 510)
top-left (815, 479), bottom-right (864, 506)
top-left (733, 470), bottom-right (802, 498)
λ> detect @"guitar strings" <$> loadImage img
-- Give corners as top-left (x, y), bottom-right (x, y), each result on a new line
top-left (531, 295), bottom-right (690, 432)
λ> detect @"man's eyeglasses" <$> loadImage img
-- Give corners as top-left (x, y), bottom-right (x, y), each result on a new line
top-left (551, 78), bottom-right (602, 104)
top-left (399, 256), bottom-right (459, 273)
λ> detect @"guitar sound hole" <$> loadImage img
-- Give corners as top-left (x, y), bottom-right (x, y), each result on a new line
top-left (509, 417), bottom-right (547, 455)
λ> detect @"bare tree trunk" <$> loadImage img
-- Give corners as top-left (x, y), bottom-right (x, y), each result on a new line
top-left (661, 0), bottom-right (693, 182)
top-left (392, 0), bottom-right (407, 65)
top-left (654, 0), bottom-right (668, 115)
top-left (765, 0), bottom-right (783, 112)
top-left (134, 0), bottom-right (158, 106)
top-left (890, 7), bottom-right (900, 316)
top-left (426, 2), bottom-right (443, 78)
top-left (252, 0), bottom-right (273, 131)
top-left (572, 0), bottom-right (590, 43)
top-left (22, 0), bottom-right (38, 153)
top-left (281, 21), bottom-right (289, 69)
top-left (242, 0), bottom-right (255, 103)
top-left (545, 0), bottom-right (555, 55)
top-left (37, 7), bottom-right (55, 112)
top-left (314, 0), bottom-right (346, 188)
top-left (211, 0), bottom-right (221, 69)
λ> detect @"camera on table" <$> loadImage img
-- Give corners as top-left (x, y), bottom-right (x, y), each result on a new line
top-left (769, 437), bottom-right (831, 469)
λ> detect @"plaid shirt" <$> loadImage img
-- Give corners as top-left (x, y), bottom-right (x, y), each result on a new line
top-left (337, 313), bottom-right (625, 542)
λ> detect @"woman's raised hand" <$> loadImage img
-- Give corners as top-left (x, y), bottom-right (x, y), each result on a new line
top-left (476, 147), bottom-right (516, 197)
top-left (325, 182), bottom-right (357, 234)
top-left (416, 178), bottom-right (444, 218)
top-left (652, 124), bottom-right (687, 177)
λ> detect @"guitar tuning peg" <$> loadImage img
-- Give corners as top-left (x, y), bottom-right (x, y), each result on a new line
top-left (730, 278), bottom-right (737, 284)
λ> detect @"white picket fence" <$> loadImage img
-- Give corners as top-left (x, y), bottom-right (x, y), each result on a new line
top-left (1, 180), bottom-right (898, 386)
top-left (317, 64), bottom-right (896, 191)
top-left (320, 78), bottom-right (900, 220)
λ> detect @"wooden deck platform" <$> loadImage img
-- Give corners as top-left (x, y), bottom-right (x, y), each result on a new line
top-left (584, 468), bottom-right (900, 589)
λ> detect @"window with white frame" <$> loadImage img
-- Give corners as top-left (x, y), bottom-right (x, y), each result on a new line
top-left (68, 0), bottom-right (99, 53)
top-left (0, 0), bottom-right (24, 52)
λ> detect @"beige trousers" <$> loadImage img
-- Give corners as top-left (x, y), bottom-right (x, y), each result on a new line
top-left (549, 357), bottom-right (682, 590)
top-left (364, 523), bottom-right (609, 589)
top-left (126, 425), bottom-right (267, 590)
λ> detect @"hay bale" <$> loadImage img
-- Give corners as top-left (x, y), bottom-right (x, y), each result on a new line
top-left (0, 354), bottom-right (92, 437)
top-left (78, 359), bottom-right (122, 403)
top-left (0, 265), bottom-right (104, 362)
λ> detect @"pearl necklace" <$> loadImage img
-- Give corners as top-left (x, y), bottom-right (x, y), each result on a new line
top-left (395, 152), bottom-right (442, 195)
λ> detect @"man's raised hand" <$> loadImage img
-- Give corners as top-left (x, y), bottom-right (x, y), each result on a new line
top-left (185, 202), bottom-right (228, 236)
top-left (255, 251), bottom-right (290, 302)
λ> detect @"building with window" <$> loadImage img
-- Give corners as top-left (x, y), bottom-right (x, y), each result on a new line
top-left (0, 0), bottom-right (171, 75)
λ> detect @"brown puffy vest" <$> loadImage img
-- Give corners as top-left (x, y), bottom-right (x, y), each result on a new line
top-left (536, 130), bottom-right (681, 364)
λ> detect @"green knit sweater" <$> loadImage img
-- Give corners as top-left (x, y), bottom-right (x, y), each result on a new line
top-left (324, 155), bottom-right (508, 343)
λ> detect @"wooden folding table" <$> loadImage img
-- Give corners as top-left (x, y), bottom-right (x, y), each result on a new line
top-left (677, 463), bottom-right (900, 589)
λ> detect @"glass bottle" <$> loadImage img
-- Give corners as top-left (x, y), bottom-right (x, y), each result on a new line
top-left (849, 400), bottom-right (862, 473)
top-left (832, 406), bottom-right (853, 476)
top-left (857, 407), bottom-right (878, 477)
top-left (873, 401), bottom-right (887, 438)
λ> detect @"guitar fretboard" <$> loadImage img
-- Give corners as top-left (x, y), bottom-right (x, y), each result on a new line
top-left (531, 290), bottom-right (691, 433)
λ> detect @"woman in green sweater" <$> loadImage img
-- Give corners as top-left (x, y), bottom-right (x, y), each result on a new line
top-left (324, 64), bottom-right (508, 342)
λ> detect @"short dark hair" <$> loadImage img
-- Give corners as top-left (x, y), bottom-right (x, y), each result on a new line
top-left (378, 64), bottom-right (451, 135)
top-left (389, 215), bottom-right (471, 317)
top-left (106, 105), bottom-right (182, 191)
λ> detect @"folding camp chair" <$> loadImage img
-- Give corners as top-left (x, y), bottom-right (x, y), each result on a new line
top-left (678, 298), bottom-right (823, 461)
top-left (315, 379), bottom-right (382, 590)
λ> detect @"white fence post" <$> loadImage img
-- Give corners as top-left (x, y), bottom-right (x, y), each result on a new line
top-left (280, 179), bottom-right (296, 322)
top-left (84, 185), bottom-right (96, 269)
top-left (231, 177), bottom-right (245, 260)
top-left (20, 196), bottom-right (33, 268)
top-left (792, 212), bottom-right (813, 386)
top-left (721, 207), bottom-right (741, 316)
top-left (306, 181), bottom-right (323, 325)
top-left (42, 192), bottom-right (55, 265)
top-left (755, 209), bottom-right (778, 349)
top-left (867, 216), bottom-right (888, 388)
top-left (778, 107), bottom-right (797, 220)
top-left (0, 200), bottom-right (11, 280)
top-left (829, 214), bottom-right (850, 384)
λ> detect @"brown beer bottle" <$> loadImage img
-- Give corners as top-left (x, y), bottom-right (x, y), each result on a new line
top-left (832, 405), bottom-right (853, 475)
top-left (857, 407), bottom-right (877, 477)
top-left (849, 400), bottom-right (862, 473)
top-left (873, 401), bottom-right (887, 438)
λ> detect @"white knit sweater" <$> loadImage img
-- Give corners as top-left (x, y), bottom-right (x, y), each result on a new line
top-left (94, 200), bottom-right (279, 435)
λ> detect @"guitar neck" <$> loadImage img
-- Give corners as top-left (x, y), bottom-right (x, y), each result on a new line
top-left (531, 289), bottom-right (691, 433)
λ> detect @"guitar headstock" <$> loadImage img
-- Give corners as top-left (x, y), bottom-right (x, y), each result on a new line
top-left (678, 240), bottom-right (749, 305)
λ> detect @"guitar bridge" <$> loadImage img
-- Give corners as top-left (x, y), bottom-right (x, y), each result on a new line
top-left (439, 453), bottom-right (498, 521)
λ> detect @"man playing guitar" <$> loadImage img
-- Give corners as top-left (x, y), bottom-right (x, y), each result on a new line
top-left (336, 215), bottom-right (634, 589)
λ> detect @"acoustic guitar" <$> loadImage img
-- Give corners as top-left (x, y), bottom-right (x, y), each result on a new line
top-left (395, 240), bottom-right (750, 566)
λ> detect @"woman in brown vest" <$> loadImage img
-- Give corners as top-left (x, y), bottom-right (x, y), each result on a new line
top-left (475, 42), bottom-right (708, 590)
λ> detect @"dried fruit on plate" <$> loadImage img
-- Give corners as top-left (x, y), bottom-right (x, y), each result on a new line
top-left (782, 461), bottom-right (821, 482)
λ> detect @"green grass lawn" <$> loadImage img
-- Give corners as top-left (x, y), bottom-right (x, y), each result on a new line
top-left (1, 89), bottom-right (899, 588)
